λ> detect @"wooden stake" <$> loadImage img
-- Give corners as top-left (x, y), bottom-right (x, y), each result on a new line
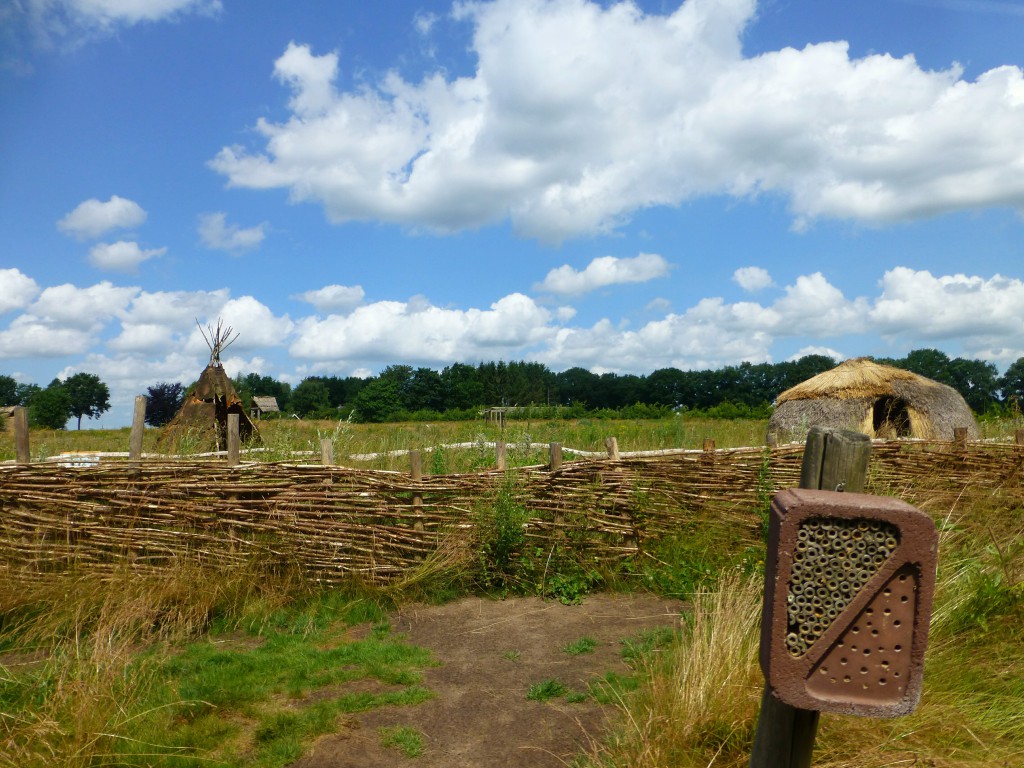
top-left (13, 406), bottom-right (29, 464)
top-left (549, 442), bottom-right (563, 471)
top-left (749, 426), bottom-right (871, 768)
top-left (495, 440), bottom-right (507, 471)
top-left (410, 449), bottom-right (424, 532)
top-left (129, 395), bottom-right (147, 463)
top-left (320, 438), bottom-right (335, 466)
top-left (605, 436), bottom-right (620, 460)
top-left (226, 413), bottom-right (240, 466)
top-left (953, 427), bottom-right (968, 450)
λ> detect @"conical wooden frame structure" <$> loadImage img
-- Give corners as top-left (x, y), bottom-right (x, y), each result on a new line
top-left (160, 320), bottom-right (260, 452)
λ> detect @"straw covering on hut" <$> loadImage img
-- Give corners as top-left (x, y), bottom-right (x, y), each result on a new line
top-left (768, 357), bottom-right (979, 443)
top-left (159, 320), bottom-right (260, 452)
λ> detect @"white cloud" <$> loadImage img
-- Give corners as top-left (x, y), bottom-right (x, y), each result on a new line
top-left (294, 284), bottom-right (366, 312)
top-left (871, 267), bottom-right (1024, 341)
top-left (58, 195), bottom-right (146, 239)
top-left (0, 269), bottom-right (40, 314)
top-left (29, 281), bottom-right (138, 326)
top-left (212, 0), bottom-right (1024, 241)
top-left (733, 266), bottom-right (774, 292)
top-left (537, 253), bottom-right (671, 295)
top-left (290, 292), bottom-right (555, 363)
top-left (62, 0), bottom-right (221, 25)
top-left (88, 240), bottom-right (166, 272)
top-left (198, 212), bottom-right (267, 253)
top-left (0, 318), bottom-right (95, 358)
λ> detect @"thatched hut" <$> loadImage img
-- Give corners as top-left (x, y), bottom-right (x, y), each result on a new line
top-left (160, 320), bottom-right (260, 452)
top-left (768, 357), bottom-right (979, 443)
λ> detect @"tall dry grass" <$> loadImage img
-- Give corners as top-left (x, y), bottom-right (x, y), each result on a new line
top-left (0, 556), bottom-right (315, 768)
top-left (589, 572), bottom-right (764, 768)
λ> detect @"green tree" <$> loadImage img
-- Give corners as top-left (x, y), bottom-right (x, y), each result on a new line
top-left (14, 383), bottom-right (40, 406)
top-left (946, 357), bottom-right (999, 413)
top-left (1000, 357), bottom-right (1024, 407)
top-left (0, 375), bottom-right (17, 405)
top-left (290, 378), bottom-right (332, 418)
top-left (352, 378), bottom-right (404, 422)
top-left (29, 381), bottom-right (72, 429)
top-left (145, 382), bottom-right (184, 426)
top-left (64, 372), bottom-right (111, 429)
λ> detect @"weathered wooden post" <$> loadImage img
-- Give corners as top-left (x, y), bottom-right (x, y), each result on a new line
top-left (1015, 429), bottom-right (1024, 446)
top-left (953, 427), bottom-right (968, 450)
top-left (129, 395), bottom-right (147, 463)
top-left (703, 437), bottom-right (716, 453)
top-left (13, 406), bottom-right (29, 464)
top-left (495, 440), bottom-right (507, 471)
top-left (320, 438), bottom-right (335, 466)
top-left (549, 442), bottom-right (562, 471)
top-left (751, 427), bottom-right (937, 768)
top-left (410, 449), bottom-right (424, 532)
top-left (605, 436), bottom-right (620, 460)
top-left (226, 413), bottom-right (240, 466)
top-left (750, 427), bottom-right (871, 768)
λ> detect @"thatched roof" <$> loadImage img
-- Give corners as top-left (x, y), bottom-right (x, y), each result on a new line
top-left (160, 363), bottom-right (260, 452)
top-left (768, 358), bottom-right (978, 442)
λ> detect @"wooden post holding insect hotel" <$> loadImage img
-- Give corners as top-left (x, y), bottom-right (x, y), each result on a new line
top-left (749, 427), bottom-right (938, 768)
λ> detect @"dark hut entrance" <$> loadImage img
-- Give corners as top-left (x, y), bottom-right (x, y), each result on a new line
top-left (873, 396), bottom-right (911, 438)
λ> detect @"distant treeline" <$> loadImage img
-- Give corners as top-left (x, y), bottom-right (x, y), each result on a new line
top-left (227, 349), bottom-right (1024, 423)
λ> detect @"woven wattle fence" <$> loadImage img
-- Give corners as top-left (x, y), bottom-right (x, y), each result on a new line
top-left (1, 439), bottom-right (1022, 585)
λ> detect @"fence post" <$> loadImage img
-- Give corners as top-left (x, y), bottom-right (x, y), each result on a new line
top-left (226, 413), bottom-right (240, 466)
top-left (1016, 429), bottom-right (1024, 446)
top-left (703, 437), bottom-right (716, 453)
top-left (129, 395), bottom-right (147, 463)
top-left (549, 442), bottom-right (562, 471)
top-left (605, 436), bottom-right (620, 460)
top-left (410, 450), bottom-right (424, 532)
top-left (953, 427), bottom-right (968, 450)
top-left (13, 406), bottom-right (29, 464)
top-left (320, 438), bottom-right (335, 466)
top-left (749, 426), bottom-right (871, 768)
top-left (495, 440), bottom-right (507, 471)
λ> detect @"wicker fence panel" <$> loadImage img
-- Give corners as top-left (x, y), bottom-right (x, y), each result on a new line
top-left (1, 440), bottom-right (1022, 585)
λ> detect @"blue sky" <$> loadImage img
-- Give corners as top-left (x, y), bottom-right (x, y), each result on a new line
top-left (3, 0), bottom-right (1024, 427)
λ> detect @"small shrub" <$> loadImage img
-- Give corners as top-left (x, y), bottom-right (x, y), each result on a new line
top-left (526, 679), bottom-right (568, 701)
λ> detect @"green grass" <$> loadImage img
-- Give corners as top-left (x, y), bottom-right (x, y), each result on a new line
top-left (526, 679), bottom-right (568, 701)
top-left (562, 636), bottom-right (598, 656)
top-left (378, 725), bottom-right (426, 758)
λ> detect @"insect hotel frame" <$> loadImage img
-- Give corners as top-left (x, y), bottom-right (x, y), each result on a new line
top-left (760, 488), bottom-right (938, 717)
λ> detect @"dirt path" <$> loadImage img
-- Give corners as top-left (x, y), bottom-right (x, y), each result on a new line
top-left (291, 593), bottom-right (685, 768)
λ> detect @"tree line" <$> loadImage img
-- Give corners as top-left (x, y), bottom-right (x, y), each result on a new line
top-left (219, 349), bottom-right (1024, 423)
top-left (5, 348), bottom-right (1024, 429)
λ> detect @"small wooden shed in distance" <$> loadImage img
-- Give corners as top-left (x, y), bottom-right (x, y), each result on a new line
top-left (250, 396), bottom-right (280, 420)
top-left (768, 357), bottom-right (979, 444)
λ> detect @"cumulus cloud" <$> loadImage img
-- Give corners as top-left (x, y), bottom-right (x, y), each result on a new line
top-left (88, 240), bottom-right (167, 271)
top-left (198, 212), bottom-right (267, 253)
top-left (58, 195), bottom-right (146, 239)
top-left (294, 284), bottom-right (366, 312)
top-left (537, 253), bottom-right (670, 296)
top-left (733, 266), bottom-right (774, 292)
top-left (0, 269), bottom-right (40, 314)
top-left (212, 0), bottom-right (1024, 241)
top-left (290, 293), bottom-right (556, 363)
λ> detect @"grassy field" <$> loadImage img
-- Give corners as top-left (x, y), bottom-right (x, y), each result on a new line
top-left (1, 417), bottom-right (1022, 767)
top-left (0, 414), bottom-right (774, 469)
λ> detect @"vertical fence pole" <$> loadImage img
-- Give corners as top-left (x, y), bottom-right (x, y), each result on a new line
top-left (1016, 429), bottom-right (1024, 446)
top-left (410, 449), bottom-right (424, 532)
top-left (129, 395), bottom-right (147, 463)
top-left (953, 426), bottom-right (968, 450)
top-left (703, 437), bottom-right (716, 453)
top-left (320, 438), bottom-right (335, 466)
top-left (549, 442), bottom-right (562, 471)
top-left (13, 406), bottom-right (29, 464)
top-left (749, 427), bottom-right (871, 768)
top-left (605, 436), bottom-right (620, 460)
top-left (226, 413), bottom-right (240, 466)
top-left (495, 440), bottom-right (507, 471)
